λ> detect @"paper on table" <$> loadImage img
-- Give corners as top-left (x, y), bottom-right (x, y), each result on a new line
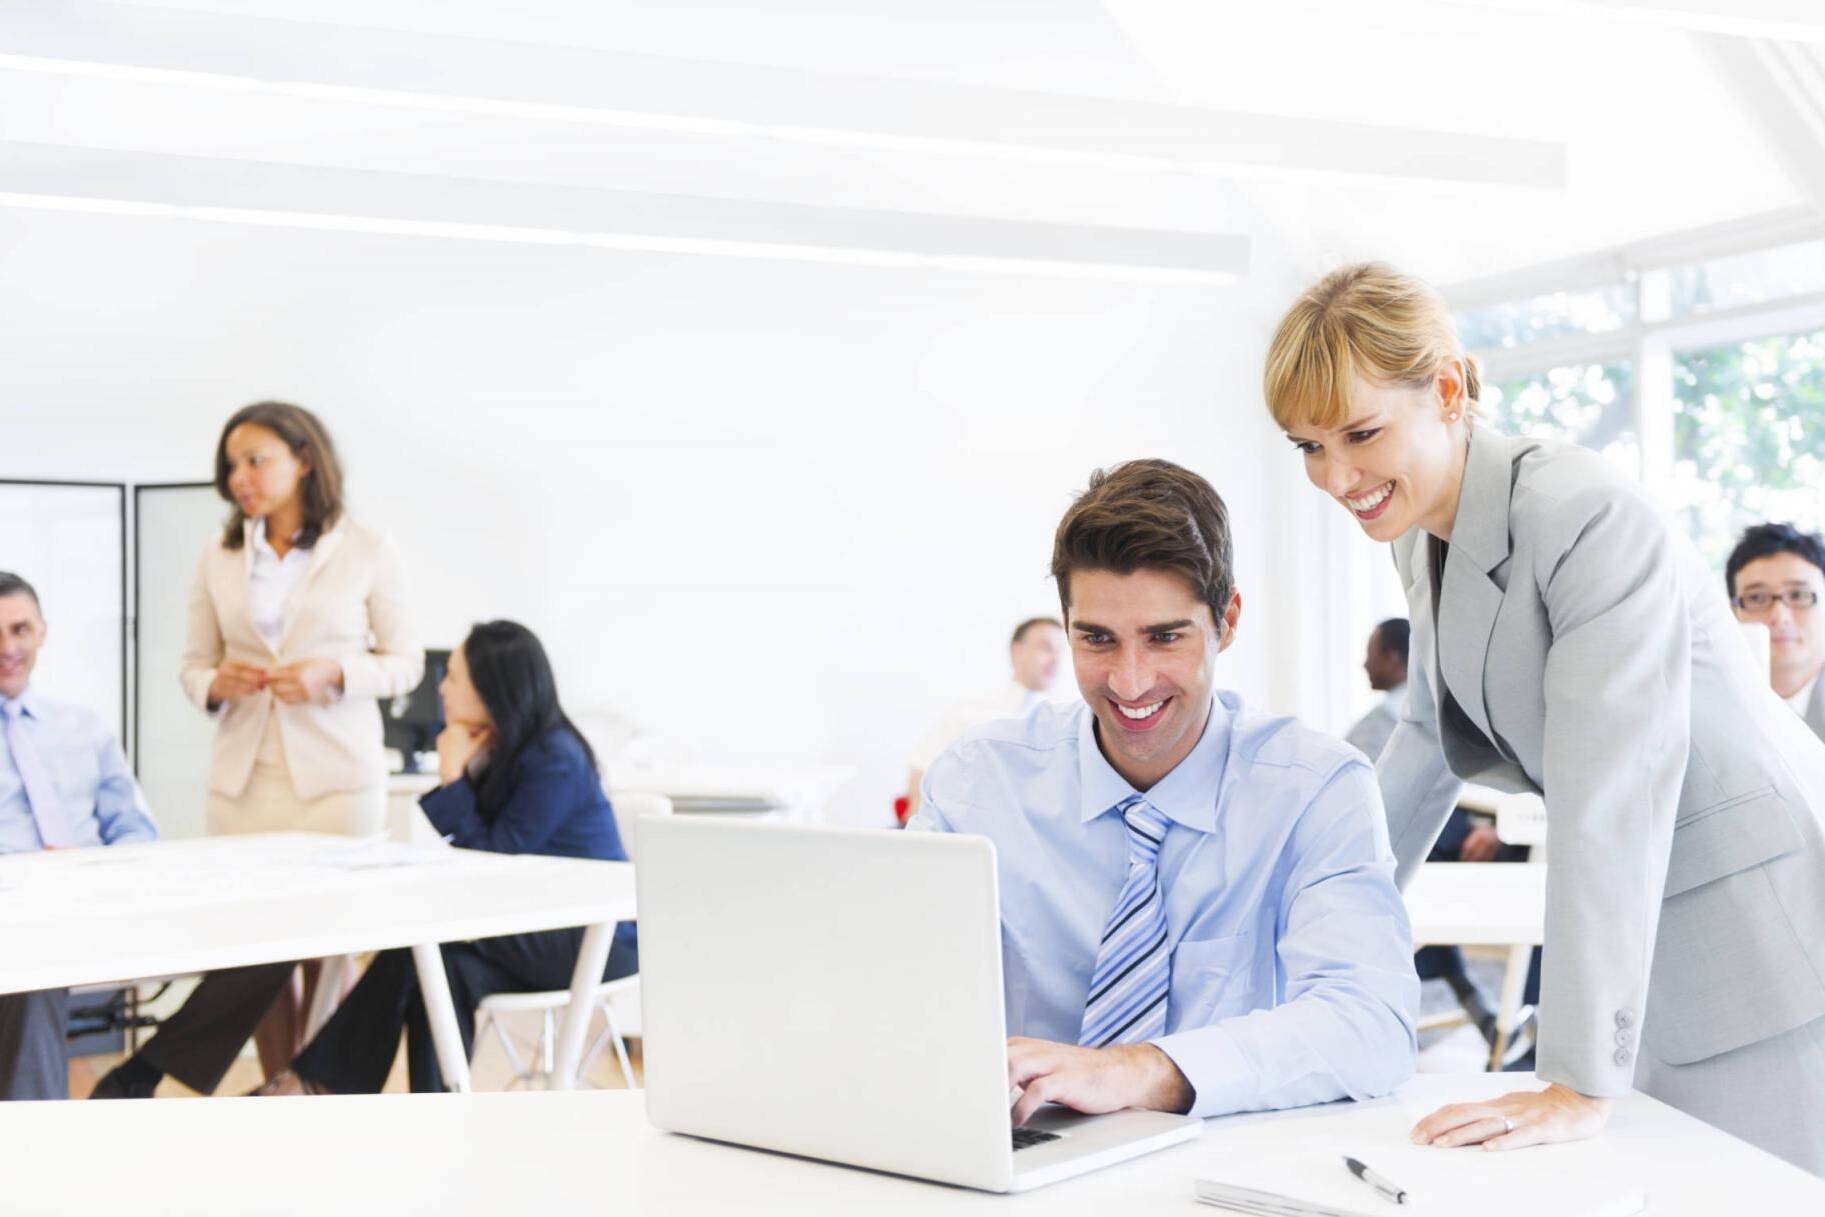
top-left (307, 839), bottom-right (456, 871)
top-left (1196, 1103), bottom-right (1646, 1217)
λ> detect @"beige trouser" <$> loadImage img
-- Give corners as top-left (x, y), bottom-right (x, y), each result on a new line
top-left (206, 716), bottom-right (385, 838)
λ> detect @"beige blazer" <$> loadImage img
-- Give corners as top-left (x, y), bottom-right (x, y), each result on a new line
top-left (180, 515), bottom-right (424, 801)
top-left (1377, 426), bottom-right (1825, 1103)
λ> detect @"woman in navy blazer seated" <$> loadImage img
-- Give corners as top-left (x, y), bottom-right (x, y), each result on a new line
top-left (255, 619), bottom-right (636, 1094)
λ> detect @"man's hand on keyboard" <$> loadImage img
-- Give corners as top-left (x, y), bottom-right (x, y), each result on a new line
top-left (1006, 1036), bottom-right (1193, 1126)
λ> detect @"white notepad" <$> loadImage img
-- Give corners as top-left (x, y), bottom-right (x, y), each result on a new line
top-left (1195, 1103), bottom-right (1646, 1217)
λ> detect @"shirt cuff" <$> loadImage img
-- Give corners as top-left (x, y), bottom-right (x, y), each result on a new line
top-left (1150, 1023), bottom-right (1254, 1119)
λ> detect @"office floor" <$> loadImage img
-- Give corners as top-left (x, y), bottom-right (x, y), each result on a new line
top-left (66, 1006), bottom-right (644, 1098)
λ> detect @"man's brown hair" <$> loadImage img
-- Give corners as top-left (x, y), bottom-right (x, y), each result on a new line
top-left (1050, 459), bottom-right (1234, 626)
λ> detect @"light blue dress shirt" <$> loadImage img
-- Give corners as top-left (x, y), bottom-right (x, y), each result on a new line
top-left (0, 690), bottom-right (157, 854)
top-left (909, 691), bottom-right (1418, 1118)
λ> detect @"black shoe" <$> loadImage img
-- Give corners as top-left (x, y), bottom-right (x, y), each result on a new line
top-left (1444, 973), bottom-right (1501, 1050)
top-left (89, 1056), bottom-right (161, 1099)
top-left (1499, 1010), bottom-right (1538, 1072)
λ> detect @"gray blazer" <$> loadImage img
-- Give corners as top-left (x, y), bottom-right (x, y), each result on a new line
top-left (1378, 426), bottom-right (1825, 1098)
top-left (1803, 679), bottom-right (1825, 745)
top-left (1343, 685), bottom-right (1403, 763)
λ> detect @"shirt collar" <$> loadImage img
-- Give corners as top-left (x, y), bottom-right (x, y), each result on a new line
top-left (1788, 675), bottom-right (1820, 714)
top-left (248, 517), bottom-right (303, 560)
top-left (0, 687), bottom-right (41, 721)
top-left (1077, 694), bottom-right (1231, 833)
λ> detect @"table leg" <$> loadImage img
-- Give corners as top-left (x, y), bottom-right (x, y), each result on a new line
top-left (550, 922), bottom-right (613, 1090)
top-left (411, 942), bottom-right (471, 1093)
top-left (1489, 942), bottom-right (1533, 1071)
top-left (303, 955), bottom-right (351, 1040)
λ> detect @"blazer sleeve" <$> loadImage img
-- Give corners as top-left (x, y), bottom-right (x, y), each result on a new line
top-left (1531, 489), bottom-right (1687, 1098)
top-left (419, 749), bottom-right (582, 855)
top-left (1375, 545), bottom-right (1465, 889)
top-left (178, 545), bottom-right (225, 713)
top-left (339, 531), bottom-right (423, 702)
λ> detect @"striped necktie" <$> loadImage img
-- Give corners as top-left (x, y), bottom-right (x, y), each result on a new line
top-left (3, 700), bottom-right (71, 848)
top-left (1078, 795), bottom-right (1174, 1048)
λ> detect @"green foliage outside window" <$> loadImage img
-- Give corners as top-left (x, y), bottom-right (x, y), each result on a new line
top-left (1672, 329), bottom-right (1825, 568)
top-left (1485, 361), bottom-right (1637, 468)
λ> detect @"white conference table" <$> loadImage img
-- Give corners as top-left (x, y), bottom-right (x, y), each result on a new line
top-left (0, 832), bottom-right (634, 1092)
top-left (7, 1072), bottom-right (1820, 1214)
top-left (1403, 860), bottom-right (1546, 947)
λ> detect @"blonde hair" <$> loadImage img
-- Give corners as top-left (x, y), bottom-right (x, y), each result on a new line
top-left (1263, 262), bottom-right (1482, 432)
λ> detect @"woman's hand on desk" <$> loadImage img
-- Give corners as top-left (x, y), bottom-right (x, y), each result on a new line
top-left (1411, 1083), bottom-right (1611, 1151)
top-left (207, 660), bottom-right (268, 706)
top-left (267, 659), bottom-right (344, 705)
top-left (436, 721), bottom-right (492, 787)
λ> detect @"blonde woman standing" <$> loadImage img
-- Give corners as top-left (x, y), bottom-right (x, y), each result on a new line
top-left (182, 400), bottom-right (422, 1073)
top-left (1263, 264), bottom-right (1825, 1175)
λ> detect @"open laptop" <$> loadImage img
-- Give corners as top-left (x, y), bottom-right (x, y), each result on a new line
top-left (636, 816), bottom-right (1202, 1193)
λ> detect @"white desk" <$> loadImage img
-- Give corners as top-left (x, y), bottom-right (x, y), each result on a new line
top-left (1404, 861), bottom-right (1545, 947)
top-left (0, 833), bottom-right (634, 1092)
top-left (6, 1073), bottom-right (1819, 1214)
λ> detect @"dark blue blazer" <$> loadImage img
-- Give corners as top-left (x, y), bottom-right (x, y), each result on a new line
top-left (420, 727), bottom-right (634, 947)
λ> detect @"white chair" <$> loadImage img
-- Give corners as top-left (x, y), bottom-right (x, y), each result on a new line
top-left (470, 790), bottom-right (673, 1090)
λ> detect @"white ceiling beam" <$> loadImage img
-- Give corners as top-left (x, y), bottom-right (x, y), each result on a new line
top-left (1696, 36), bottom-right (1825, 210)
top-left (1438, 0), bottom-right (1825, 42)
top-left (0, 1), bottom-right (1566, 190)
top-left (0, 141), bottom-right (1251, 284)
top-left (1442, 206), bottom-right (1825, 308)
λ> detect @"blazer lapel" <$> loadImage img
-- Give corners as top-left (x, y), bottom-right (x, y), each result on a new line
top-left (280, 521), bottom-right (345, 650)
top-left (1434, 426), bottom-right (1515, 747)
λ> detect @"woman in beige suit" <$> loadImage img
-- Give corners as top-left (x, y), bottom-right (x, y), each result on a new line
top-left (94, 402), bottom-right (424, 1098)
top-left (183, 401), bottom-right (422, 837)
top-left (1263, 264), bottom-right (1825, 1176)
top-left (182, 400), bottom-right (423, 1070)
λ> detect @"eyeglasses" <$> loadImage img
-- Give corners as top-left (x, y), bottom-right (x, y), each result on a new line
top-left (1733, 588), bottom-right (1821, 612)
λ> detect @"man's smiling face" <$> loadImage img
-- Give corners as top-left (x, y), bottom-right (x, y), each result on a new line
top-left (1067, 567), bottom-right (1237, 791)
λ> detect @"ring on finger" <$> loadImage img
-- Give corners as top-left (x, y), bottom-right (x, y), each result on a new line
top-left (1501, 1116), bottom-right (1516, 1134)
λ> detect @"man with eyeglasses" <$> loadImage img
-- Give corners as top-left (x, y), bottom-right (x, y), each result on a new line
top-left (1727, 523), bottom-right (1825, 742)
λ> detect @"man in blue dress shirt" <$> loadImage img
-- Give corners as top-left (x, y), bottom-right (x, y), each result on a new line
top-left (910, 460), bottom-right (1418, 1123)
top-left (0, 571), bottom-right (158, 1099)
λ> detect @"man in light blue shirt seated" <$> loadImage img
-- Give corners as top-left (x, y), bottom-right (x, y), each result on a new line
top-left (0, 570), bottom-right (158, 1099)
top-left (910, 460), bottom-right (1418, 1123)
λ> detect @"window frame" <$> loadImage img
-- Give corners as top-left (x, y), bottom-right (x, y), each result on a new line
top-left (1450, 209), bottom-right (1825, 511)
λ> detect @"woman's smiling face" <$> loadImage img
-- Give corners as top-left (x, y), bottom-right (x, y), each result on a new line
top-left (1283, 365), bottom-right (1471, 543)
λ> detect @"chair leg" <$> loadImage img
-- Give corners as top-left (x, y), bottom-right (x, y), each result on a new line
top-left (603, 1003), bottom-right (636, 1089)
top-left (539, 1009), bottom-right (557, 1087)
top-left (483, 1012), bottom-right (531, 1090)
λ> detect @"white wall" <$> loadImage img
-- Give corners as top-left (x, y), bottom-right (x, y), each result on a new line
top-left (1, 206), bottom-right (1341, 825)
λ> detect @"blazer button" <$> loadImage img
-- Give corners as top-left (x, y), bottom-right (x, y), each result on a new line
top-left (1614, 1029), bottom-right (1632, 1047)
top-left (1615, 1010), bottom-right (1635, 1029)
top-left (1613, 1048), bottom-right (1632, 1066)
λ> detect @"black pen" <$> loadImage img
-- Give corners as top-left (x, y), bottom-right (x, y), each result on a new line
top-left (1343, 1156), bottom-right (1409, 1206)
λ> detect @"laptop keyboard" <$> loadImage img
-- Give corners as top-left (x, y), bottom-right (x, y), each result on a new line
top-left (1012, 1127), bottom-right (1062, 1151)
